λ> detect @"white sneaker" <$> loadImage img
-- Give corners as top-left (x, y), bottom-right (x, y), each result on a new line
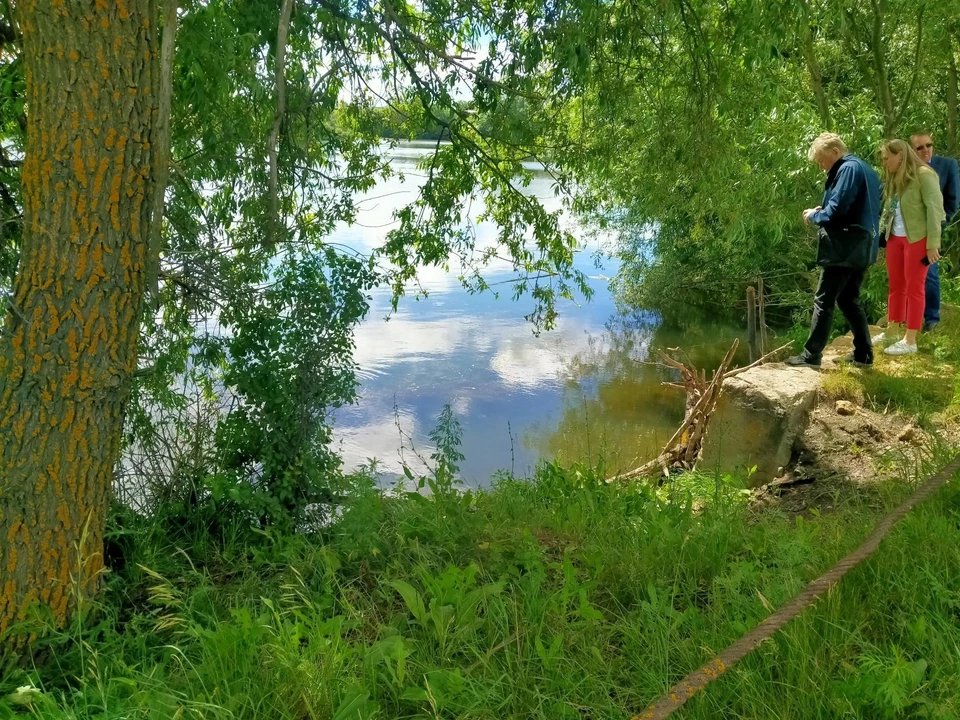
top-left (884, 339), bottom-right (917, 356)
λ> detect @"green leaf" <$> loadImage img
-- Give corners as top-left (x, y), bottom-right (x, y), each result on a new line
top-left (400, 686), bottom-right (430, 702)
top-left (907, 658), bottom-right (928, 683)
top-left (388, 580), bottom-right (428, 623)
top-left (334, 690), bottom-right (378, 720)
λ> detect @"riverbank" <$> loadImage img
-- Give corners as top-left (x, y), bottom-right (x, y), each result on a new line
top-left (748, 306), bottom-right (960, 516)
top-left (4, 451), bottom-right (960, 717)
top-left (5, 312), bottom-right (960, 718)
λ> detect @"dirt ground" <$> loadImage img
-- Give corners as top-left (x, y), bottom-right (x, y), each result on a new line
top-left (751, 396), bottom-right (927, 514)
top-left (750, 324), bottom-right (956, 515)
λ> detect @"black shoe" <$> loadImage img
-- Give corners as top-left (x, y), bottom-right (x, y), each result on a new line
top-left (785, 354), bottom-right (821, 369)
top-left (923, 321), bottom-right (939, 333)
top-left (833, 353), bottom-right (873, 368)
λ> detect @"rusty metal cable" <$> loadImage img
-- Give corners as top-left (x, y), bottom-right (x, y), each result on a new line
top-left (632, 454), bottom-right (960, 720)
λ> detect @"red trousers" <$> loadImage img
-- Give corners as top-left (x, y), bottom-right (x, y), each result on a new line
top-left (886, 234), bottom-right (929, 331)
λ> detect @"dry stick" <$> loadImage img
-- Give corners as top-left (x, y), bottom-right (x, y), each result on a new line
top-left (723, 342), bottom-right (792, 380)
top-left (617, 392), bottom-right (707, 480)
top-left (631, 454), bottom-right (960, 720)
top-left (615, 354), bottom-right (729, 481)
top-left (683, 373), bottom-right (719, 465)
top-left (657, 351), bottom-right (690, 374)
top-left (145, 0), bottom-right (179, 310)
top-left (684, 397), bottom-right (716, 465)
top-left (611, 340), bottom-right (740, 482)
top-left (683, 344), bottom-right (739, 465)
top-left (266, 0), bottom-right (295, 251)
top-left (746, 286), bottom-right (757, 363)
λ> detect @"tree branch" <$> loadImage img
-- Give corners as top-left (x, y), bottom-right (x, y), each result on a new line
top-left (868, 0), bottom-right (895, 136)
top-left (0, 144), bottom-right (21, 168)
top-left (146, 0), bottom-right (178, 312)
top-left (893, 7), bottom-right (925, 131)
top-left (266, 0), bottom-right (295, 252)
top-left (949, 36), bottom-right (958, 156)
top-left (799, 1), bottom-right (831, 129)
top-left (0, 0), bottom-right (17, 47)
top-left (844, 9), bottom-right (878, 104)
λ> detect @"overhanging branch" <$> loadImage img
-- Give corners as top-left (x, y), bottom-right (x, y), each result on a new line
top-left (266, 0), bottom-right (295, 252)
top-left (893, 7), bottom-right (925, 130)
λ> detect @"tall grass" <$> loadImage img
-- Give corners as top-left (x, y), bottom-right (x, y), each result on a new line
top-left (3, 444), bottom-right (960, 719)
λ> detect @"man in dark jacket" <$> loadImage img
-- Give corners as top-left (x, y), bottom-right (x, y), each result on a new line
top-left (786, 132), bottom-right (881, 369)
top-left (910, 131), bottom-right (959, 331)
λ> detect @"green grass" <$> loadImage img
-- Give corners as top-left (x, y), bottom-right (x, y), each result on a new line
top-left (819, 304), bottom-right (960, 423)
top-left (3, 450), bottom-right (960, 719)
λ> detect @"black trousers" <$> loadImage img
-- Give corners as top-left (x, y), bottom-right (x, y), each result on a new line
top-left (802, 265), bottom-right (873, 363)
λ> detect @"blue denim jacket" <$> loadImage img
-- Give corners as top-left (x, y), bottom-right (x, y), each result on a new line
top-left (929, 155), bottom-right (960, 223)
top-left (809, 153), bottom-right (881, 235)
top-left (809, 153), bottom-right (881, 263)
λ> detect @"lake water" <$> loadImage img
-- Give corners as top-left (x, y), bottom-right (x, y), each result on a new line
top-left (329, 144), bottom-right (745, 486)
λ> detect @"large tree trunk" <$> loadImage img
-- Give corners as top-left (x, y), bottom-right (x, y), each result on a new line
top-left (0, 0), bottom-right (156, 635)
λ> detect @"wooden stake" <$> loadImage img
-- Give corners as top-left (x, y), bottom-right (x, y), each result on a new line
top-left (746, 286), bottom-right (757, 363)
top-left (758, 277), bottom-right (768, 356)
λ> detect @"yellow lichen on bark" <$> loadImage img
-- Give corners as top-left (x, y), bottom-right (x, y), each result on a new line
top-left (0, 0), bottom-right (157, 638)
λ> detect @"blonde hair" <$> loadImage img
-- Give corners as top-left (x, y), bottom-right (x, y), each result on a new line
top-left (880, 139), bottom-right (922, 202)
top-left (808, 132), bottom-right (847, 162)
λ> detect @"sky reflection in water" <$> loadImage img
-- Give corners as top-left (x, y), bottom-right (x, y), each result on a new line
top-left (330, 146), bottom-right (742, 486)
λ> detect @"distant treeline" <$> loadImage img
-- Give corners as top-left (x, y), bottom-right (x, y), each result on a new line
top-left (332, 98), bottom-right (536, 143)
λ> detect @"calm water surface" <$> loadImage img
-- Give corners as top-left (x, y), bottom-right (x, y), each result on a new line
top-left (330, 144), bottom-right (745, 486)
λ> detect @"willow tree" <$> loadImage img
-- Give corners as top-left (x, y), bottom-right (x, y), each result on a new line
top-left (0, 0), bottom-right (157, 634)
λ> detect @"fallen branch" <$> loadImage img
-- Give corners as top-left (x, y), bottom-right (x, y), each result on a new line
top-left (723, 341), bottom-right (792, 380)
top-left (609, 338), bottom-right (790, 484)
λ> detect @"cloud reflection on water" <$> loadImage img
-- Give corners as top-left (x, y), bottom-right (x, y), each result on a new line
top-left (334, 276), bottom-right (617, 483)
top-left (327, 145), bottom-right (730, 486)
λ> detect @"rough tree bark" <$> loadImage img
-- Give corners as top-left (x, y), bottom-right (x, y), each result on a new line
top-left (0, 0), bottom-right (156, 635)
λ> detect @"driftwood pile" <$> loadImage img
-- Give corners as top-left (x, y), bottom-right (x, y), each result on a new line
top-left (609, 339), bottom-right (791, 484)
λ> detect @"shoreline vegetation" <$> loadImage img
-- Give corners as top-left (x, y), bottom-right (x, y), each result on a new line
top-left (4, 314), bottom-right (960, 719)
top-left (2, 453), bottom-right (959, 717)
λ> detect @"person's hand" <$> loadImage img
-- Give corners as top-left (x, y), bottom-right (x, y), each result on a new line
top-left (802, 207), bottom-right (821, 225)
top-left (877, 248), bottom-right (885, 265)
top-left (927, 247), bottom-right (941, 264)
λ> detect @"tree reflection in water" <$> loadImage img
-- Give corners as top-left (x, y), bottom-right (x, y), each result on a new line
top-left (524, 310), bottom-right (747, 477)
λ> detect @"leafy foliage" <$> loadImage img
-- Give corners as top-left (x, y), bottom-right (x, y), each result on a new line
top-left (2, 0), bottom-right (960, 525)
top-left (210, 249), bottom-right (376, 525)
top-left (546, 0), bottom-right (960, 321)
